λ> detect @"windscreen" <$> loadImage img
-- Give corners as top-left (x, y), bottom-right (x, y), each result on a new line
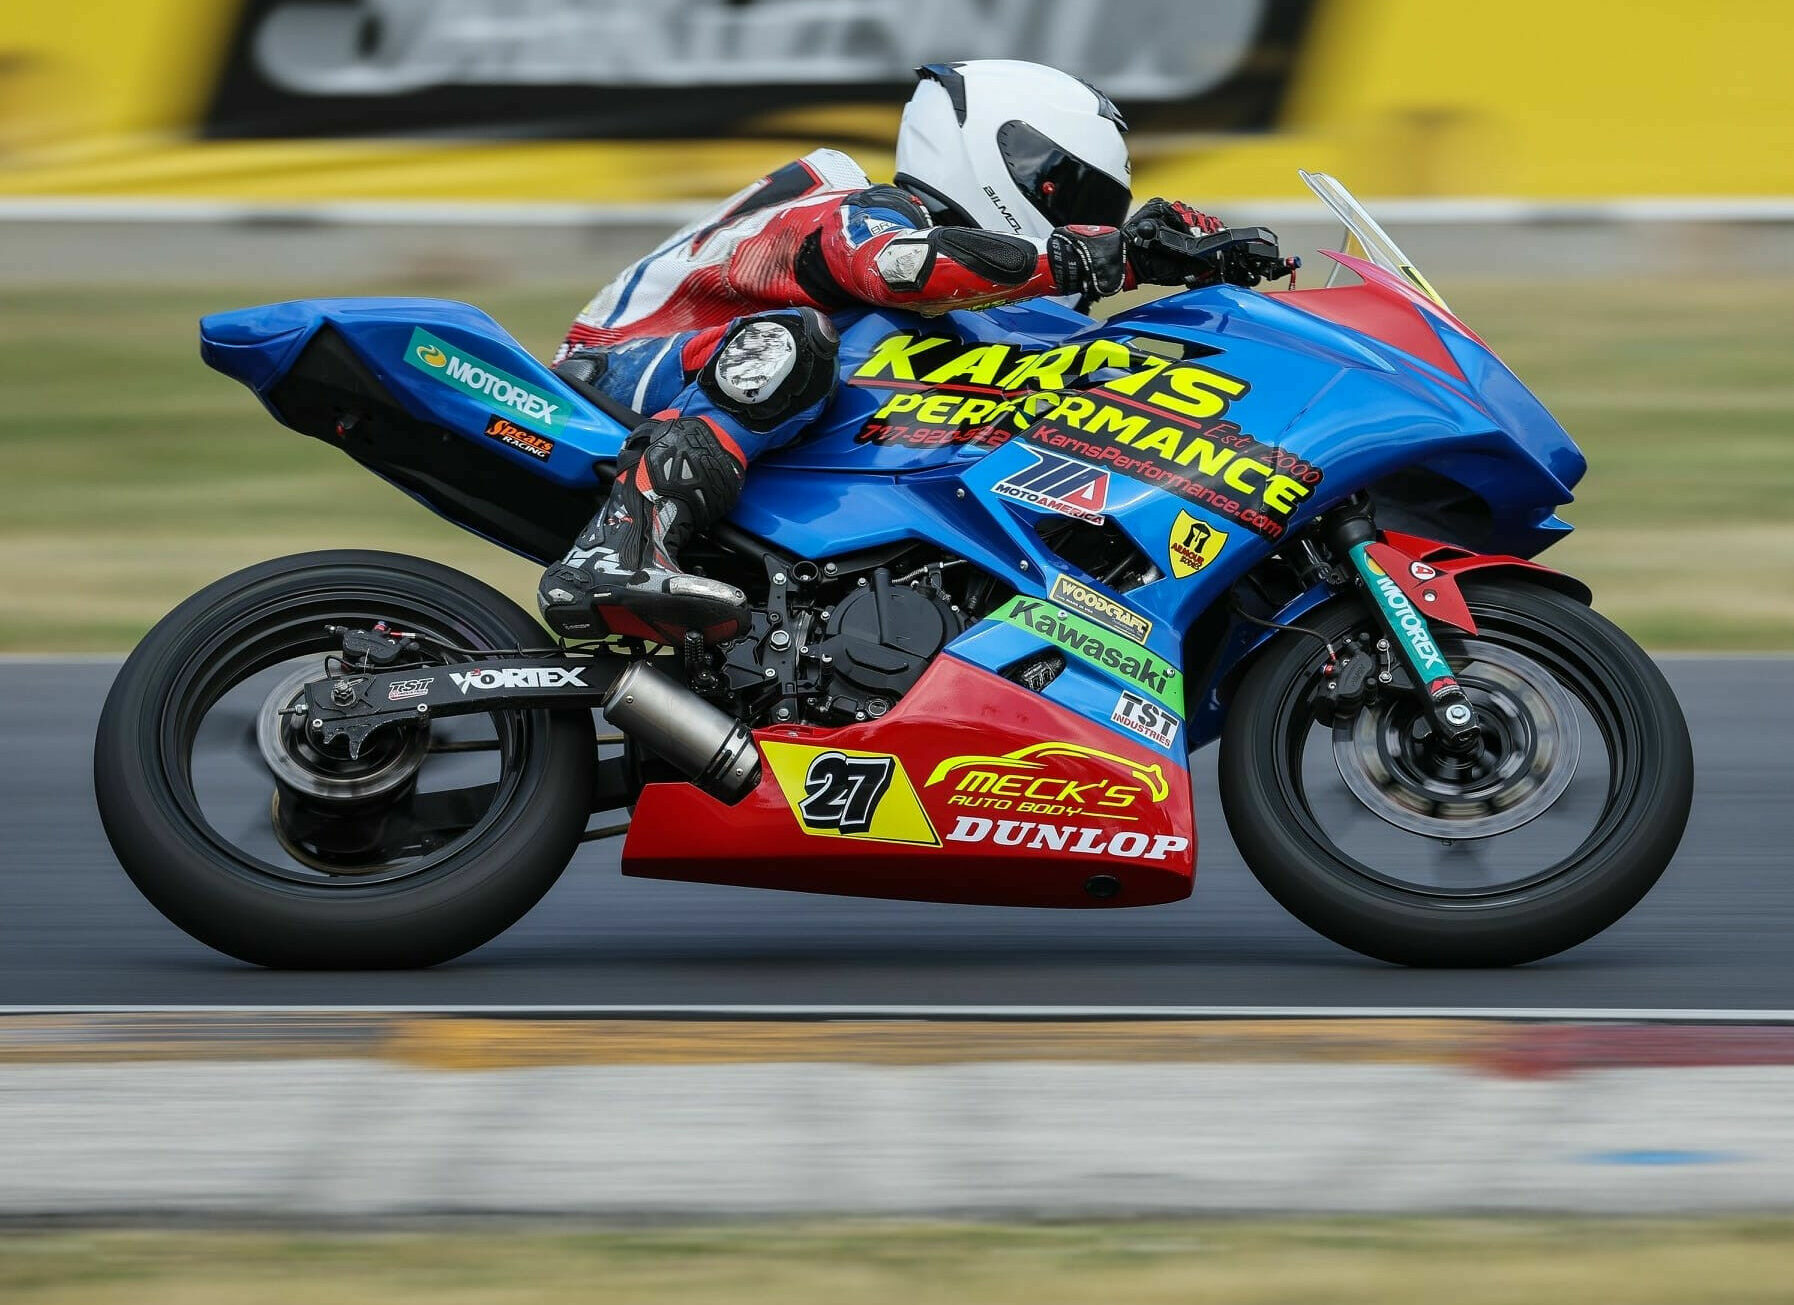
top-left (1299, 169), bottom-right (1451, 311)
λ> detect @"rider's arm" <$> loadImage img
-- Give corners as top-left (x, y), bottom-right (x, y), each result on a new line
top-left (801, 187), bottom-right (1128, 310)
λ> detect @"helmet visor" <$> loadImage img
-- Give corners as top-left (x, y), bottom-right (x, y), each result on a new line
top-left (997, 120), bottom-right (1131, 231)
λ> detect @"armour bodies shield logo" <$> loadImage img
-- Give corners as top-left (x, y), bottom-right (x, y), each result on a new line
top-left (1167, 510), bottom-right (1227, 578)
top-left (450, 666), bottom-right (588, 694)
top-left (1410, 560), bottom-right (1439, 581)
top-left (993, 451), bottom-right (1111, 524)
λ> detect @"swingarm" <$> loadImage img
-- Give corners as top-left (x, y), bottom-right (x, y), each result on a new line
top-left (297, 628), bottom-right (761, 801)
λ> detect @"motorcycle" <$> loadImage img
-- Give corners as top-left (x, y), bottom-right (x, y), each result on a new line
top-left (94, 172), bottom-right (1693, 969)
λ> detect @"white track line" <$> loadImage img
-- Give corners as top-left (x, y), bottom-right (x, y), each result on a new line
top-left (4, 197), bottom-right (1794, 227)
top-left (4, 1005), bottom-right (1794, 1021)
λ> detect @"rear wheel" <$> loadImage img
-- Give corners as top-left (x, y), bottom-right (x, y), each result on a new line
top-left (94, 550), bottom-right (596, 969)
top-left (1219, 578), bottom-right (1693, 966)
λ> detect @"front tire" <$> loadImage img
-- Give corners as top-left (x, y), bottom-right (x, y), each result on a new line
top-left (94, 550), bottom-right (596, 969)
top-left (1219, 578), bottom-right (1693, 967)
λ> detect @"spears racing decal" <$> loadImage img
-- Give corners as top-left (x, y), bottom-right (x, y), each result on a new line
top-left (1167, 510), bottom-right (1228, 578)
top-left (991, 596), bottom-right (1183, 710)
top-left (759, 741), bottom-right (940, 847)
top-left (1049, 574), bottom-right (1152, 643)
top-left (993, 450), bottom-right (1111, 524)
top-left (484, 414), bottom-right (556, 460)
top-left (405, 328), bottom-right (566, 436)
top-left (1109, 690), bottom-right (1180, 749)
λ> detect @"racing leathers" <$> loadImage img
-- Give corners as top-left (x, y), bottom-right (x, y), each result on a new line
top-left (537, 148), bottom-right (1215, 644)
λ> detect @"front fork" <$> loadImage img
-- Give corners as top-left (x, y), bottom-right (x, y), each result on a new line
top-left (1329, 512), bottom-right (1482, 753)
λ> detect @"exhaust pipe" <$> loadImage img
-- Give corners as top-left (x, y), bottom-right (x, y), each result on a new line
top-left (602, 662), bottom-right (762, 802)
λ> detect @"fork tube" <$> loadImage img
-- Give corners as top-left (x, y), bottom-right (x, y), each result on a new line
top-left (1332, 517), bottom-right (1482, 753)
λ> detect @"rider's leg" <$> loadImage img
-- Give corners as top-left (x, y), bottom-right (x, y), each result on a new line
top-left (539, 308), bottom-right (839, 644)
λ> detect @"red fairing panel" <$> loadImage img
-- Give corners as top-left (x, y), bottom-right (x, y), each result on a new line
top-left (1380, 530), bottom-right (1593, 605)
top-left (623, 656), bottom-right (1196, 907)
top-left (1364, 539), bottom-right (1478, 635)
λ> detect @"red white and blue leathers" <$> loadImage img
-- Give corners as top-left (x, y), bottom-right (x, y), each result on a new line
top-left (558, 147), bottom-right (1099, 460)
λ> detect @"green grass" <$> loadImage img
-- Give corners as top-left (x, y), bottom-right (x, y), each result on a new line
top-left (3, 1220), bottom-right (1794, 1304)
top-left (1, 279), bottom-right (1789, 650)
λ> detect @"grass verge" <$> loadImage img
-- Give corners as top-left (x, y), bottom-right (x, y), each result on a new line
top-left (1, 279), bottom-right (1788, 650)
top-left (4, 1220), bottom-right (1794, 1305)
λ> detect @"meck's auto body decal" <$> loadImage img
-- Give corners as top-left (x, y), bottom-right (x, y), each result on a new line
top-left (991, 596), bottom-right (1183, 710)
top-left (926, 740), bottom-right (1167, 812)
top-left (760, 741), bottom-right (940, 846)
top-left (924, 740), bottom-right (1186, 859)
top-left (1020, 358), bottom-right (1322, 540)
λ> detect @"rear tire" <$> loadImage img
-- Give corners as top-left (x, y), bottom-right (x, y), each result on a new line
top-left (1219, 578), bottom-right (1693, 966)
top-left (94, 550), bottom-right (596, 969)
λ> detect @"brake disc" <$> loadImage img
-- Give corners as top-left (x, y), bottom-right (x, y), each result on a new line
top-left (1332, 639), bottom-right (1581, 840)
top-left (255, 663), bottom-right (430, 805)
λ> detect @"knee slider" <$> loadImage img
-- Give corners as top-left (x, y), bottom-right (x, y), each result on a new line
top-left (697, 308), bottom-right (839, 430)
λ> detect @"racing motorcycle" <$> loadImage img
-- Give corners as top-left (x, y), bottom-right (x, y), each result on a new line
top-left (94, 173), bottom-right (1693, 969)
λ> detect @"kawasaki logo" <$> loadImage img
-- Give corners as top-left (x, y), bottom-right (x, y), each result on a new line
top-left (992, 597), bottom-right (1182, 709)
top-left (404, 328), bottom-right (565, 436)
top-left (450, 666), bottom-right (588, 694)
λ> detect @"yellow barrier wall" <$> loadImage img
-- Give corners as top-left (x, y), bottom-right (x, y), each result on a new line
top-left (1, 0), bottom-right (1788, 203)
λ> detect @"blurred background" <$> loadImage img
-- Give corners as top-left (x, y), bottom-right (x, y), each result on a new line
top-left (1, 0), bottom-right (1789, 651)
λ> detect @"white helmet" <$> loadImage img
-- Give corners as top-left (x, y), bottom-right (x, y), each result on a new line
top-left (895, 59), bottom-right (1132, 243)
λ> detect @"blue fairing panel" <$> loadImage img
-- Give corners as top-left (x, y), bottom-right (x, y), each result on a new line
top-left (201, 298), bottom-right (633, 491)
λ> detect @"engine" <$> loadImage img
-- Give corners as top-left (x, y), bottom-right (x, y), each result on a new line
top-left (708, 557), bottom-right (972, 727)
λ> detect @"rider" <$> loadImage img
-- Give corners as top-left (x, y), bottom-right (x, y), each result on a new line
top-left (537, 59), bottom-right (1227, 646)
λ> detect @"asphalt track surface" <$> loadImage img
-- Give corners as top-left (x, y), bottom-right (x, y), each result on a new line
top-left (3, 657), bottom-right (1789, 1010)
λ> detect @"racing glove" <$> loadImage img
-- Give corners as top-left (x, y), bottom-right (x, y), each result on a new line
top-left (1046, 225), bottom-right (1128, 300)
top-left (1124, 198), bottom-right (1226, 286)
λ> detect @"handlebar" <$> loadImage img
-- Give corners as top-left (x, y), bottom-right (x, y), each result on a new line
top-left (1132, 221), bottom-right (1300, 289)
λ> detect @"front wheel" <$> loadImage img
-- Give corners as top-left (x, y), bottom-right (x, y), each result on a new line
top-left (94, 550), bottom-right (596, 969)
top-left (1219, 578), bottom-right (1693, 967)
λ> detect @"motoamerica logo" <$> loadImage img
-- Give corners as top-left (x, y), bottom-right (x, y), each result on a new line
top-left (992, 597), bottom-right (1182, 710)
top-left (451, 666), bottom-right (587, 694)
top-left (405, 328), bottom-right (566, 436)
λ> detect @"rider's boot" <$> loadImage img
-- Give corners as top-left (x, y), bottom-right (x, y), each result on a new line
top-left (538, 415), bottom-right (748, 644)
